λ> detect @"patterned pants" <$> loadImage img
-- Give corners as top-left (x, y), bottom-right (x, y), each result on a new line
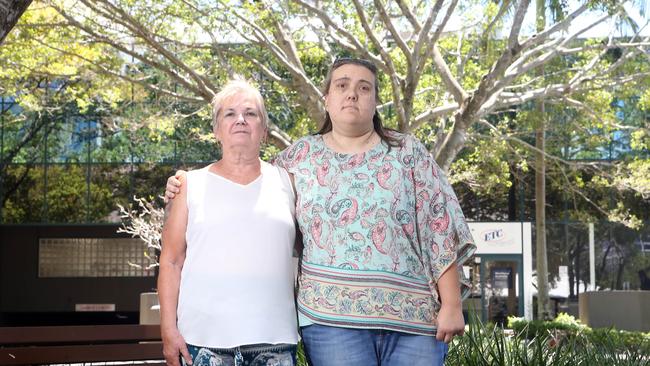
top-left (183, 343), bottom-right (296, 366)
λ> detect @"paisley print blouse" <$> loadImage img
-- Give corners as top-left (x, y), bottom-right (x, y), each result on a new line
top-left (275, 132), bottom-right (476, 336)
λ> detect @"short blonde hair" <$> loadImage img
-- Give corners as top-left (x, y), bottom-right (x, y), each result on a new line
top-left (211, 78), bottom-right (268, 130)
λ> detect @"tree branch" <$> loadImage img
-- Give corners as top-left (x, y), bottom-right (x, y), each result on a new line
top-left (293, 0), bottom-right (386, 69)
top-left (394, 0), bottom-right (421, 32)
top-left (373, 0), bottom-right (412, 66)
top-left (431, 44), bottom-right (467, 104)
top-left (86, 0), bottom-right (218, 98)
top-left (411, 103), bottom-right (459, 131)
top-left (29, 36), bottom-right (205, 103)
top-left (51, 3), bottom-right (209, 100)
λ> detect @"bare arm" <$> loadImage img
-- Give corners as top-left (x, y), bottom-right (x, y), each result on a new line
top-left (158, 173), bottom-right (191, 366)
top-left (435, 264), bottom-right (465, 343)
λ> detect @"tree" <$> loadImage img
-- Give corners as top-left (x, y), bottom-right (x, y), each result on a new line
top-left (37, 0), bottom-right (648, 169)
top-left (2, 164), bottom-right (114, 222)
top-left (3, 0), bottom-right (649, 313)
top-left (0, 0), bottom-right (32, 44)
top-left (0, 3), bottom-right (226, 221)
top-left (532, 0), bottom-right (566, 321)
top-left (0, 3), bottom-right (131, 218)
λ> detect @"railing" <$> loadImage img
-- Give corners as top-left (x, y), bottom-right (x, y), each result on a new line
top-left (0, 324), bottom-right (164, 365)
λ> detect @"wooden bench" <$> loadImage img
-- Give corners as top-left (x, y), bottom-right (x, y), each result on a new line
top-left (0, 324), bottom-right (164, 365)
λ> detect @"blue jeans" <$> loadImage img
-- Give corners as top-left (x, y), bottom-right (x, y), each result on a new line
top-left (184, 343), bottom-right (296, 366)
top-left (301, 324), bottom-right (448, 366)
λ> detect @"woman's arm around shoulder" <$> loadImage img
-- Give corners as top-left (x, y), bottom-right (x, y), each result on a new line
top-left (164, 170), bottom-right (187, 203)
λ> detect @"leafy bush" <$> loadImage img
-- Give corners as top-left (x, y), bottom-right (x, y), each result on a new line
top-left (502, 312), bottom-right (650, 364)
top-left (589, 327), bottom-right (650, 354)
top-left (296, 313), bottom-right (650, 365)
top-left (508, 313), bottom-right (650, 350)
top-left (447, 313), bottom-right (579, 366)
top-left (507, 313), bottom-right (587, 339)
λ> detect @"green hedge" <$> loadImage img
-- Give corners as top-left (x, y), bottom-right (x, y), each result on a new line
top-left (444, 313), bottom-right (650, 365)
top-left (508, 313), bottom-right (650, 354)
top-left (508, 312), bottom-right (587, 336)
top-left (295, 313), bottom-right (650, 366)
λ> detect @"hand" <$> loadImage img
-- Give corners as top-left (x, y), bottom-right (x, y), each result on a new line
top-left (162, 327), bottom-right (192, 366)
top-left (164, 170), bottom-right (186, 204)
top-left (436, 303), bottom-right (465, 343)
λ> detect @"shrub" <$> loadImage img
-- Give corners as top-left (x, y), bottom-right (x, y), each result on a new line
top-left (588, 327), bottom-right (650, 354)
top-left (447, 313), bottom-right (578, 366)
top-left (297, 314), bottom-right (650, 365)
top-left (504, 312), bottom-right (650, 364)
top-left (507, 313), bottom-right (587, 340)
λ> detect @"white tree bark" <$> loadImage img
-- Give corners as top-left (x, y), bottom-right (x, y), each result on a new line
top-left (37, 0), bottom-right (649, 169)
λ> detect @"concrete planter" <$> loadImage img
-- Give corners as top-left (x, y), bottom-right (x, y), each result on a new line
top-left (579, 290), bottom-right (650, 331)
top-left (139, 292), bottom-right (160, 325)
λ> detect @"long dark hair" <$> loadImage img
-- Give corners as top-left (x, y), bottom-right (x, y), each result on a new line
top-left (317, 58), bottom-right (402, 149)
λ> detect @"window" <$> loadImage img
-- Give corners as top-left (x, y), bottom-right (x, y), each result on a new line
top-left (39, 238), bottom-right (156, 277)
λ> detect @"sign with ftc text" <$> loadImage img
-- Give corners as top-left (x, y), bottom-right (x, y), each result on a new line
top-left (468, 222), bottom-right (531, 255)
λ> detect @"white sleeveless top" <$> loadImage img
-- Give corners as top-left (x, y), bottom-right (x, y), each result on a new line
top-left (177, 161), bottom-right (298, 348)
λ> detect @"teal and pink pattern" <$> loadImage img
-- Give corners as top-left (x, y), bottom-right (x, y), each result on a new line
top-left (275, 132), bottom-right (476, 336)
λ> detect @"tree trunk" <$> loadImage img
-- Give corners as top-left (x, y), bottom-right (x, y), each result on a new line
top-left (615, 246), bottom-right (626, 290)
top-left (534, 0), bottom-right (552, 321)
top-left (535, 105), bottom-right (551, 320)
top-left (0, 0), bottom-right (33, 44)
top-left (575, 238), bottom-right (582, 297)
top-left (568, 246), bottom-right (576, 298)
top-left (508, 166), bottom-right (517, 221)
top-left (598, 242), bottom-right (611, 281)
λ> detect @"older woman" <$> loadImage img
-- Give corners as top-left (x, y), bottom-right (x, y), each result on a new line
top-left (159, 79), bottom-right (298, 366)
top-left (166, 58), bottom-right (476, 366)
